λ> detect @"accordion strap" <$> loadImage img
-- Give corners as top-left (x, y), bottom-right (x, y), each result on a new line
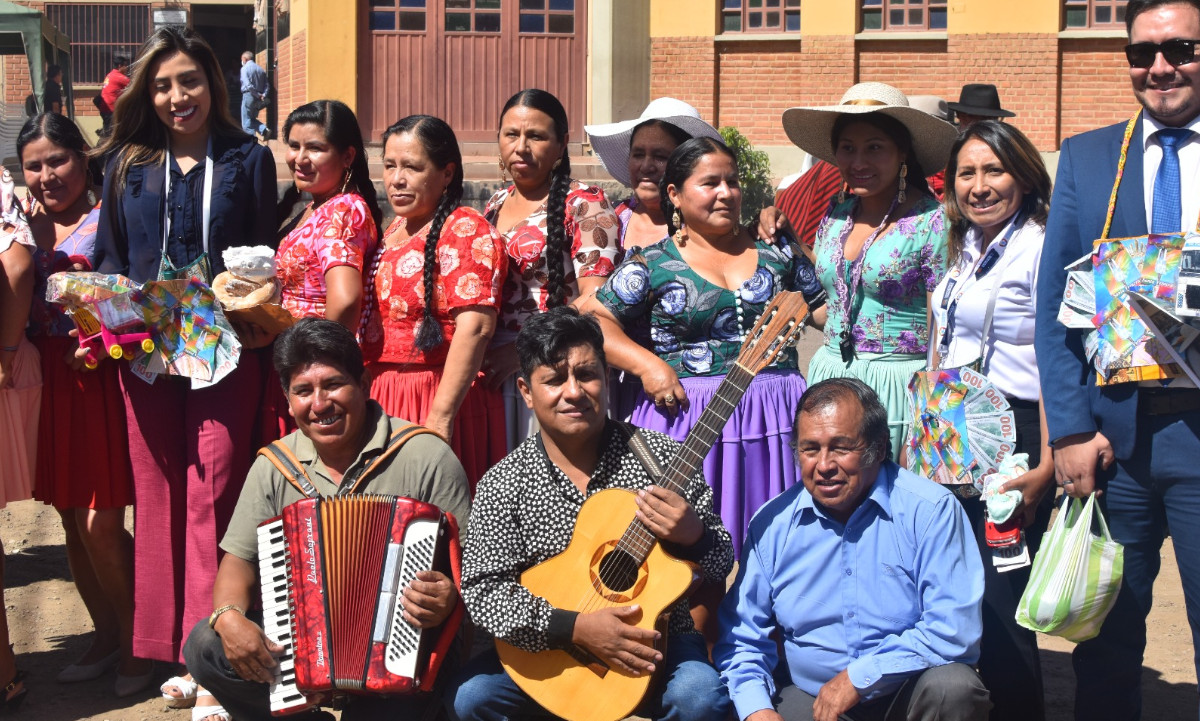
top-left (256, 422), bottom-right (436, 498)
top-left (258, 441), bottom-right (319, 498)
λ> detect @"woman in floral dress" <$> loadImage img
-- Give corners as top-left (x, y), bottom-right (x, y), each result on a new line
top-left (781, 82), bottom-right (956, 459)
top-left (481, 88), bottom-right (620, 448)
top-left (361, 115), bottom-right (507, 489)
top-left (275, 100), bottom-right (380, 328)
top-left (583, 137), bottom-right (824, 554)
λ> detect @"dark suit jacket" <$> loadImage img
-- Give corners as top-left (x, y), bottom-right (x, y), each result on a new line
top-left (1035, 116), bottom-right (1146, 459)
top-left (94, 131), bottom-right (278, 284)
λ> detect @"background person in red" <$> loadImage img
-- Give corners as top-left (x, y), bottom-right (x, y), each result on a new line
top-left (98, 54), bottom-right (130, 137)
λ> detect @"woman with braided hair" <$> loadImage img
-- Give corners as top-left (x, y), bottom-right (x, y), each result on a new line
top-left (361, 115), bottom-right (507, 489)
top-left (481, 88), bottom-right (621, 448)
top-left (274, 99), bottom-right (380, 329)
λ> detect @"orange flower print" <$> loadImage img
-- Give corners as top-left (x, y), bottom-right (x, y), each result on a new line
top-left (438, 246), bottom-right (460, 276)
top-left (471, 235), bottom-right (497, 266)
top-left (450, 216), bottom-right (478, 238)
top-left (388, 296), bottom-right (409, 321)
top-left (397, 249), bottom-right (424, 278)
top-left (377, 260), bottom-right (393, 297)
top-left (456, 272), bottom-right (483, 301)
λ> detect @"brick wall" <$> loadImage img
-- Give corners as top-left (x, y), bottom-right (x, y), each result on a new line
top-left (1059, 37), bottom-right (1136, 143)
top-left (858, 39), bottom-right (955, 101)
top-left (652, 31), bottom-right (1135, 152)
top-left (275, 29), bottom-right (306, 123)
top-left (947, 34), bottom-right (1059, 149)
top-left (649, 37), bottom-right (716, 125)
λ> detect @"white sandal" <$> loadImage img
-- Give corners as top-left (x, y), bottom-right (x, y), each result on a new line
top-left (161, 674), bottom-right (199, 708)
top-left (192, 688), bottom-right (232, 721)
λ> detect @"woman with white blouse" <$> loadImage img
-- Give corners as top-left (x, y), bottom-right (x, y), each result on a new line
top-left (931, 119), bottom-right (1054, 721)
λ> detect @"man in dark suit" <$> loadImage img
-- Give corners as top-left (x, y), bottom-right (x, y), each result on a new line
top-left (1036, 1), bottom-right (1200, 718)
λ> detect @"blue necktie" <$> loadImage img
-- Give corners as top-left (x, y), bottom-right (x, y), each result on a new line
top-left (1152, 128), bottom-right (1193, 234)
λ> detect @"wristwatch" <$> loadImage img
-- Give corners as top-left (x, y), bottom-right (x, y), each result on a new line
top-left (208, 604), bottom-right (244, 629)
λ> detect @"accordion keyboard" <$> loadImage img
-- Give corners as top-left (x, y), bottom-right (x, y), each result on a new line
top-left (257, 519), bottom-right (310, 715)
top-left (384, 517), bottom-right (440, 678)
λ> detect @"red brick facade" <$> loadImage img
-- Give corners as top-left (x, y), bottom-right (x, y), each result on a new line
top-left (275, 29), bottom-right (306, 123)
top-left (651, 33), bottom-right (1134, 152)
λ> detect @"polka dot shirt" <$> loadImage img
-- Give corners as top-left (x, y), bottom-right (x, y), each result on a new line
top-left (461, 422), bottom-right (734, 654)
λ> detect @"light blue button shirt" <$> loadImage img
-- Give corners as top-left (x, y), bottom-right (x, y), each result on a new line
top-left (714, 461), bottom-right (984, 720)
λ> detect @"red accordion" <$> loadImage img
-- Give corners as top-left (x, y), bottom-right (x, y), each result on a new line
top-left (256, 495), bottom-right (462, 716)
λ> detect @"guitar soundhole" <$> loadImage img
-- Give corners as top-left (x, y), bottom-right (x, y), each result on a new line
top-left (597, 549), bottom-right (639, 592)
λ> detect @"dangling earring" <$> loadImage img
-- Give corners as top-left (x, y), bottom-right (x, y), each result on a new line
top-left (552, 157), bottom-right (562, 171)
top-left (836, 182), bottom-right (847, 204)
top-left (498, 159), bottom-right (509, 182)
top-left (897, 162), bottom-right (908, 204)
top-left (672, 209), bottom-right (686, 246)
top-left (340, 167), bottom-right (352, 195)
top-left (86, 187), bottom-right (98, 208)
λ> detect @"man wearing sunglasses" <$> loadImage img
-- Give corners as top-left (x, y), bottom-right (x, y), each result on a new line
top-left (1036, 1), bottom-right (1200, 719)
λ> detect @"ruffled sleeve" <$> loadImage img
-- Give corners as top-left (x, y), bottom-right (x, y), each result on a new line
top-left (439, 207), bottom-right (508, 312)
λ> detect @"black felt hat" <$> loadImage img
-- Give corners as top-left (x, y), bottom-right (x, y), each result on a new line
top-left (947, 83), bottom-right (1015, 118)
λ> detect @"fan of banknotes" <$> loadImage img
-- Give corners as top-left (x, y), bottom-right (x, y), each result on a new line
top-left (906, 366), bottom-right (1018, 494)
top-left (1058, 232), bottom-right (1188, 385)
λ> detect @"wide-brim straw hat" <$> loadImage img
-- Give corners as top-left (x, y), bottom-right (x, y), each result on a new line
top-left (781, 82), bottom-right (958, 174)
top-left (585, 97), bottom-right (722, 187)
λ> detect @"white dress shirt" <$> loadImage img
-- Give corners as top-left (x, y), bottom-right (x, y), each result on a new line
top-left (931, 216), bottom-right (1043, 401)
top-left (1141, 113), bottom-right (1200, 232)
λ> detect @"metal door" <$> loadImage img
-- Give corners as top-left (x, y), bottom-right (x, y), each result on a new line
top-left (359, 0), bottom-right (587, 143)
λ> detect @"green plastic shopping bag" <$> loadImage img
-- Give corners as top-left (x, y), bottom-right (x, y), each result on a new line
top-left (1015, 493), bottom-right (1124, 642)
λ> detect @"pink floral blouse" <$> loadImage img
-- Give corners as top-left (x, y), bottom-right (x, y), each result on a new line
top-left (483, 181), bottom-right (620, 337)
top-left (275, 193), bottom-right (378, 319)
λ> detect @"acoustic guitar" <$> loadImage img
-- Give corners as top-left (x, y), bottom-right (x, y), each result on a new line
top-left (496, 291), bottom-right (813, 721)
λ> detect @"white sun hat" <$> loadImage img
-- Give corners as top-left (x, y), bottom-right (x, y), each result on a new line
top-left (585, 97), bottom-right (723, 188)
top-left (781, 82), bottom-right (957, 174)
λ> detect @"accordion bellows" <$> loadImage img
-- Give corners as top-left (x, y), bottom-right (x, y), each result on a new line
top-left (257, 495), bottom-right (462, 715)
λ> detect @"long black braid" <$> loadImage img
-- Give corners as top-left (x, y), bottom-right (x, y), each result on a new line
top-left (381, 115), bottom-right (466, 353)
top-left (499, 88), bottom-right (572, 308)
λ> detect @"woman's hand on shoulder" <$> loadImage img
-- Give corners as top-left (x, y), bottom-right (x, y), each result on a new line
top-left (756, 206), bottom-right (791, 245)
top-left (639, 358), bottom-right (687, 418)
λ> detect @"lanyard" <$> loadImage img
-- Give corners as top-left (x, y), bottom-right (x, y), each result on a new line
top-left (160, 137), bottom-right (215, 259)
top-left (937, 213), bottom-right (1025, 368)
top-left (831, 194), bottom-right (900, 362)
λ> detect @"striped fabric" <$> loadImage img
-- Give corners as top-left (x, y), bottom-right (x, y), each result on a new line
top-left (1016, 494), bottom-right (1124, 642)
top-left (774, 160), bottom-right (843, 247)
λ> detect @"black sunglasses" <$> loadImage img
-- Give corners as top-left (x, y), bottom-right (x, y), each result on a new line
top-left (1125, 39), bottom-right (1200, 68)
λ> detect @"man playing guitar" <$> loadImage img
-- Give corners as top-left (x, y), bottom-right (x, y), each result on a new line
top-left (445, 307), bottom-right (734, 721)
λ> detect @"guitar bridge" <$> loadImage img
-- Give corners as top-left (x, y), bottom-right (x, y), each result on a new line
top-left (566, 645), bottom-right (609, 678)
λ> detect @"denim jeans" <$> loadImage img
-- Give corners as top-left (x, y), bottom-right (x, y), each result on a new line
top-left (444, 634), bottom-right (731, 721)
top-left (1073, 408), bottom-right (1200, 721)
top-left (241, 92), bottom-right (266, 136)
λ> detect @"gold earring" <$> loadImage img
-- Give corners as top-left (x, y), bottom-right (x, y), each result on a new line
top-left (672, 209), bottom-right (686, 246)
top-left (897, 163), bottom-right (908, 204)
top-left (498, 159), bottom-right (508, 182)
top-left (340, 167), bottom-right (352, 195)
top-left (836, 184), bottom-right (847, 204)
top-left (552, 157), bottom-right (562, 171)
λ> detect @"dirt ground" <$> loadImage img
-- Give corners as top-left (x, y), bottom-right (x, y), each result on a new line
top-left (0, 498), bottom-right (1195, 721)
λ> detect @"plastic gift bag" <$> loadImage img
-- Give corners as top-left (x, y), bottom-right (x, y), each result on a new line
top-left (1015, 493), bottom-right (1124, 642)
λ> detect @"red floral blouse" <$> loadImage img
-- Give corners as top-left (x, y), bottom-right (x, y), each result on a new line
top-left (275, 193), bottom-right (378, 319)
top-left (483, 180), bottom-right (620, 338)
top-left (361, 206), bottom-right (507, 366)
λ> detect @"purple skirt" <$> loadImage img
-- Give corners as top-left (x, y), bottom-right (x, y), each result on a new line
top-left (630, 369), bottom-right (806, 557)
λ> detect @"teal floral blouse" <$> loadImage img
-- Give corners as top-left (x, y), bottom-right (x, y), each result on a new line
top-left (596, 238), bottom-right (813, 377)
top-left (814, 194), bottom-right (948, 355)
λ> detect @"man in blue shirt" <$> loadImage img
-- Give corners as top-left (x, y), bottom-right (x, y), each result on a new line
top-left (239, 51), bottom-right (270, 140)
top-left (715, 378), bottom-right (990, 721)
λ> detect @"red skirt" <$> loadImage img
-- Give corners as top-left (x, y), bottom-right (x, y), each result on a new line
top-left (32, 335), bottom-right (134, 510)
top-left (367, 365), bottom-right (506, 493)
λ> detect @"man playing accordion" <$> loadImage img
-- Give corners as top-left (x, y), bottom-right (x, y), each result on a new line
top-left (184, 318), bottom-right (471, 721)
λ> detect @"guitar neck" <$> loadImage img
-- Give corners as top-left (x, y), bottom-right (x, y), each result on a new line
top-left (658, 363), bottom-right (756, 497)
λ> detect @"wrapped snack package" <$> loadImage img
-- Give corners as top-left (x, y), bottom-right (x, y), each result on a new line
top-left (214, 245), bottom-right (280, 310)
top-left (213, 246), bottom-right (293, 336)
